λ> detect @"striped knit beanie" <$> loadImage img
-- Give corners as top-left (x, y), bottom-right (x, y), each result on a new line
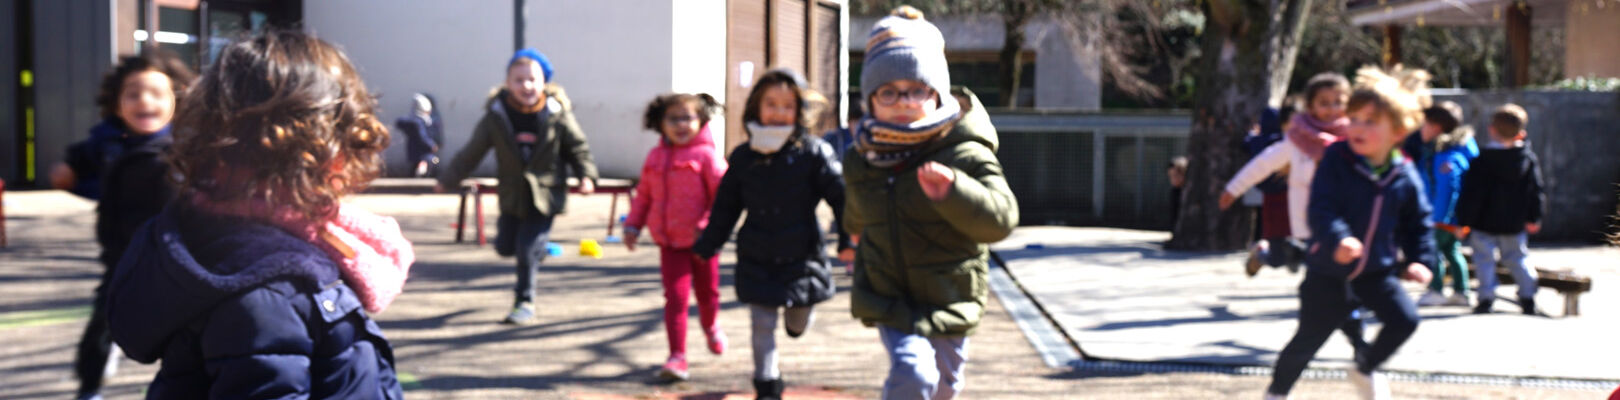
top-left (856, 6), bottom-right (961, 167)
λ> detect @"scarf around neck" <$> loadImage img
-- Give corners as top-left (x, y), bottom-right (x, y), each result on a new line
top-left (855, 99), bottom-right (962, 168)
top-left (745, 122), bottom-right (796, 155)
top-left (1287, 113), bottom-right (1350, 161)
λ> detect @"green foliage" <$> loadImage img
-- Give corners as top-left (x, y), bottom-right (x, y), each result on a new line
top-left (1543, 76), bottom-right (1620, 92)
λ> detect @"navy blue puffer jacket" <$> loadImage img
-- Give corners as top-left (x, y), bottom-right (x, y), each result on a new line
top-left (107, 206), bottom-right (403, 399)
top-left (1305, 142), bottom-right (1438, 281)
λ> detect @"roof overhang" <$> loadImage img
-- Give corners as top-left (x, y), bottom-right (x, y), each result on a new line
top-left (1347, 0), bottom-right (1567, 27)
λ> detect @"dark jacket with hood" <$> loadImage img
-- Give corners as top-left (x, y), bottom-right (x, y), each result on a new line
top-left (96, 130), bottom-right (177, 268)
top-left (1305, 142), bottom-right (1437, 282)
top-left (692, 133), bottom-right (850, 307)
top-left (1455, 142), bottom-right (1545, 235)
top-left (438, 85), bottom-right (599, 219)
top-left (394, 114), bottom-right (441, 163)
top-left (843, 88), bottom-right (1019, 337)
top-left (107, 207), bottom-right (402, 399)
top-left (64, 118), bottom-right (162, 200)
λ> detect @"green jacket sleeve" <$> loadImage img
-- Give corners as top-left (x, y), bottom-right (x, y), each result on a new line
top-left (555, 110), bottom-right (599, 182)
top-left (929, 143), bottom-right (1019, 243)
top-left (438, 115), bottom-right (495, 188)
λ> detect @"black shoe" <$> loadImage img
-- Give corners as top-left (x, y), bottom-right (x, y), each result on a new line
top-left (1472, 298), bottom-right (1494, 314)
top-left (1520, 298), bottom-right (1537, 316)
top-left (753, 378), bottom-right (784, 400)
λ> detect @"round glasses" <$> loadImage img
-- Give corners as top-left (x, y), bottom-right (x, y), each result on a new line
top-left (873, 87), bottom-right (936, 106)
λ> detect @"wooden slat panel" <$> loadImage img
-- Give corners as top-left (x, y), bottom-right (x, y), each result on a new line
top-left (771, 0), bottom-right (806, 74)
top-left (726, 0), bottom-right (768, 153)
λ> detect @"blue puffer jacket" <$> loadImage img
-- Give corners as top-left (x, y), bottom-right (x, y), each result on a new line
top-left (1412, 131), bottom-right (1478, 225)
top-left (107, 206), bottom-right (403, 399)
top-left (1305, 142), bottom-right (1438, 281)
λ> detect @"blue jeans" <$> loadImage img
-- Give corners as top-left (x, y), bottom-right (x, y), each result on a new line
top-left (878, 326), bottom-right (969, 400)
top-left (495, 214), bottom-right (554, 304)
top-left (1471, 232), bottom-right (1536, 302)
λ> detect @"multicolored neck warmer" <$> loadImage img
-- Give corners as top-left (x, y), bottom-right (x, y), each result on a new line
top-left (855, 100), bottom-right (962, 168)
top-left (745, 122), bottom-right (796, 155)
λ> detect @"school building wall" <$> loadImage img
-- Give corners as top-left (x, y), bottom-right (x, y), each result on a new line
top-left (2, 0), bottom-right (118, 186)
top-left (306, 0), bottom-right (728, 180)
top-left (1564, 3), bottom-right (1620, 79)
top-left (849, 15), bottom-right (1102, 110)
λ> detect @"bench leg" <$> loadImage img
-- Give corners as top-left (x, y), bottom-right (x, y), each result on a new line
top-left (606, 192), bottom-right (620, 238)
top-left (475, 184), bottom-right (486, 247)
top-left (455, 186), bottom-right (469, 243)
top-left (1563, 292), bottom-right (1580, 317)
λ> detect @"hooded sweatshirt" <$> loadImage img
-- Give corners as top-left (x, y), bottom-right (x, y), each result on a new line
top-left (106, 207), bottom-right (404, 399)
top-left (625, 124), bottom-right (728, 249)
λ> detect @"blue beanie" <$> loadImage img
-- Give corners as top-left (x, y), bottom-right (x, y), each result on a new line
top-left (508, 48), bottom-right (554, 82)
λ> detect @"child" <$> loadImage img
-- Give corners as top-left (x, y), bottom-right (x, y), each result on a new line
top-left (623, 93), bottom-right (730, 381)
top-left (843, 7), bottom-right (1019, 400)
top-left (1221, 74), bottom-right (1352, 276)
top-left (1167, 156), bottom-right (1188, 229)
top-left (1456, 104), bottom-right (1545, 315)
top-left (1240, 106), bottom-right (1297, 275)
top-left (1410, 101), bottom-right (1479, 308)
top-left (1265, 65), bottom-right (1437, 400)
top-left (106, 30), bottom-right (411, 399)
top-left (438, 48), bottom-right (600, 324)
top-left (394, 93), bottom-right (442, 178)
top-left (70, 51), bottom-right (194, 400)
top-left (691, 68), bottom-right (849, 399)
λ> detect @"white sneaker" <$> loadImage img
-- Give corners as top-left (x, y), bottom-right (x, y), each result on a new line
top-left (1347, 368), bottom-right (1391, 400)
top-left (1415, 291), bottom-right (1447, 307)
top-left (1262, 392), bottom-right (1289, 400)
top-left (1444, 293), bottom-right (1472, 307)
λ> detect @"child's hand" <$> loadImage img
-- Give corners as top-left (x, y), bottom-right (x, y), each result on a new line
top-left (578, 178), bottom-right (596, 195)
top-left (918, 161), bottom-right (956, 202)
top-left (622, 227), bottom-right (640, 252)
top-left (433, 183), bottom-right (448, 193)
top-left (1525, 222), bottom-right (1541, 235)
top-left (1334, 237), bottom-right (1363, 265)
top-left (838, 248), bottom-right (856, 264)
top-left (691, 253), bottom-right (710, 266)
top-left (1217, 192), bottom-right (1236, 210)
top-left (1402, 262), bottom-right (1433, 284)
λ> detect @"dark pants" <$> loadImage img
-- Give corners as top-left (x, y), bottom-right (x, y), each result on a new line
top-left (495, 214), bottom-right (554, 304)
top-left (1268, 270), bottom-right (1418, 395)
top-left (74, 268), bottom-right (116, 397)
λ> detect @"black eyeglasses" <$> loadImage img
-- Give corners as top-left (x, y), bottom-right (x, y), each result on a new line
top-left (873, 87), bottom-right (936, 106)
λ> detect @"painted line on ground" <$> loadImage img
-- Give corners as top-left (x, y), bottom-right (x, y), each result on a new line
top-left (0, 305), bottom-right (91, 329)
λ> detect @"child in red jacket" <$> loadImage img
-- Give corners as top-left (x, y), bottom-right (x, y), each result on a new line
top-left (623, 93), bottom-right (729, 380)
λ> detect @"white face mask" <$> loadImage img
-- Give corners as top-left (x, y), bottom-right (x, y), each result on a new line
top-left (746, 122), bottom-right (794, 154)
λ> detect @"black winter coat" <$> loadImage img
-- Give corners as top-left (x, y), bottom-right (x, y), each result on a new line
top-left (1455, 143), bottom-right (1545, 235)
top-left (96, 132), bottom-right (176, 268)
top-left (693, 135), bottom-right (851, 307)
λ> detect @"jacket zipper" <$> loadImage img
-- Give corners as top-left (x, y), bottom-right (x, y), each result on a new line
top-left (1347, 166), bottom-right (1403, 280)
top-left (886, 175), bottom-right (906, 269)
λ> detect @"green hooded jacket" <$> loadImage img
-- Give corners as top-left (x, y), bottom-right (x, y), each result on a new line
top-left (843, 88), bottom-right (1019, 337)
top-left (439, 85), bottom-right (599, 219)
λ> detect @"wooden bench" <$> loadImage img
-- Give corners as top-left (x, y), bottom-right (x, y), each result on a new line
top-left (454, 177), bottom-right (635, 246)
top-left (1490, 266), bottom-right (1593, 317)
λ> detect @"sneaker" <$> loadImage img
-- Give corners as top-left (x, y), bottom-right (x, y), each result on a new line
top-left (1347, 368), bottom-right (1390, 400)
top-left (1416, 291), bottom-right (1447, 307)
top-left (658, 355), bottom-right (690, 381)
top-left (1520, 297), bottom-right (1538, 316)
top-left (501, 302), bottom-right (536, 324)
top-left (1244, 245), bottom-right (1264, 278)
top-left (1473, 298), bottom-right (1494, 314)
top-left (1262, 393), bottom-right (1289, 400)
top-left (705, 328), bottom-right (727, 355)
top-left (1443, 293), bottom-right (1472, 307)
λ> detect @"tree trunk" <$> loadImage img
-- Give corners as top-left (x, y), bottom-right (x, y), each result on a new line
top-left (1167, 0), bottom-right (1312, 251)
top-left (998, 0), bottom-right (1031, 108)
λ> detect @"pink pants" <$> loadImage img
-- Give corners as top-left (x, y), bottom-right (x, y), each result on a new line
top-left (660, 246), bottom-right (721, 356)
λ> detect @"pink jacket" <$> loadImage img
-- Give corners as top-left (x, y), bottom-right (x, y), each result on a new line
top-left (625, 125), bottom-right (727, 249)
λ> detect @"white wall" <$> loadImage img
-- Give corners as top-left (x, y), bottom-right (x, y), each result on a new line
top-left (308, 0), bottom-right (729, 179)
top-left (305, 1), bottom-right (512, 178)
top-left (670, 0), bottom-right (729, 151)
top-left (850, 15), bottom-right (1101, 110)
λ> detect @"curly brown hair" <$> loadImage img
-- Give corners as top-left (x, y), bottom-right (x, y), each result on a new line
top-left (96, 50), bottom-right (196, 119)
top-left (642, 92), bottom-right (721, 133)
top-left (169, 30), bottom-right (388, 222)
